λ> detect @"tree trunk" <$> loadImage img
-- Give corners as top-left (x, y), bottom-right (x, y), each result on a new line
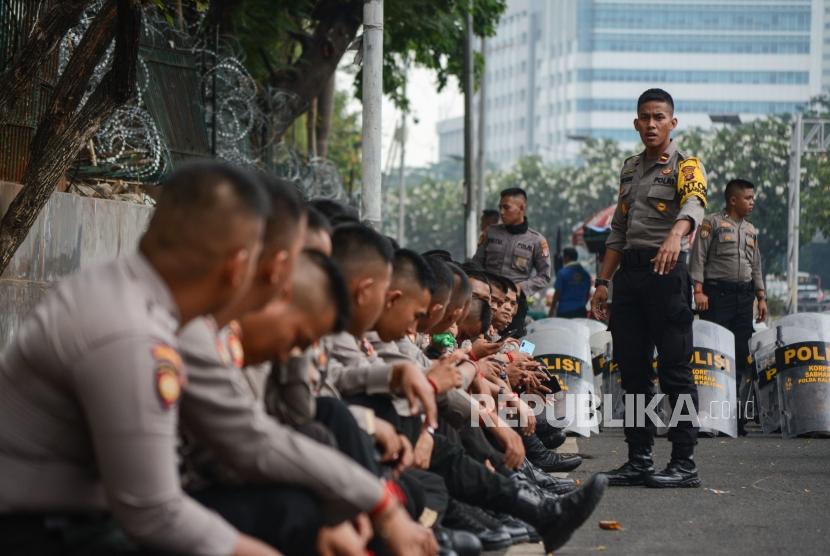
top-left (315, 75), bottom-right (335, 159)
top-left (0, 0), bottom-right (143, 275)
top-left (306, 97), bottom-right (318, 158)
top-left (268, 1), bottom-right (362, 139)
top-left (0, 1), bottom-right (93, 120)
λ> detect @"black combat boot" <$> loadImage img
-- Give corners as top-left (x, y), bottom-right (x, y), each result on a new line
top-left (523, 433), bottom-right (582, 472)
top-left (603, 444), bottom-right (655, 486)
top-left (645, 452), bottom-right (701, 488)
top-left (509, 473), bottom-right (608, 553)
top-left (443, 500), bottom-right (513, 551)
top-left (536, 423), bottom-right (567, 450)
top-left (434, 527), bottom-right (482, 556)
top-left (516, 459), bottom-right (578, 495)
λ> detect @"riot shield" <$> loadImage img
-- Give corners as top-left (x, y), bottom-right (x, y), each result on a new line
top-left (590, 331), bottom-right (623, 424)
top-left (572, 318), bottom-right (608, 337)
top-left (691, 320), bottom-right (738, 438)
top-left (526, 320), bottom-right (597, 436)
top-left (774, 313), bottom-right (830, 438)
top-left (750, 328), bottom-right (780, 433)
top-left (526, 317), bottom-right (576, 336)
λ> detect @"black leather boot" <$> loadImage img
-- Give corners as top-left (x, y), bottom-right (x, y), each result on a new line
top-left (536, 424), bottom-right (567, 449)
top-left (443, 500), bottom-right (512, 551)
top-left (434, 527), bottom-right (482, 556)
top-left (523, 433), bottom-right (582, 472)
top-left (645, 456), bottom-right (701, 488)
top-left (510, 473), bottom-right (608, 553)
top-left (516, 460), bottom-right (578, 494)
top-left (488, 512), bottom-right (530, 544)
top-left (603, 444), bottom-right (655, 486)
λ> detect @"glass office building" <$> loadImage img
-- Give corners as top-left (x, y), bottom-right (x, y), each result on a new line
top-left (439, 0), bottom-right (825, 167)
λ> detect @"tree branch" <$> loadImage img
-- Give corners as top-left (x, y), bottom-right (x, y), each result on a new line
top-left (0, 1), bottom-right (93, 120)
top-left (0, 0), bottom-right (144, 275)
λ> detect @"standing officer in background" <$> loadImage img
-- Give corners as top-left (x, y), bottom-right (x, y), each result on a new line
top-left (473, 188), bottom-right (551, 331)
top-left (591, 89), bottom-right (707, 489)
top-left (690, 178), bottom-right (767, 436)
top-left (548, 247), bottom-right (591, 318)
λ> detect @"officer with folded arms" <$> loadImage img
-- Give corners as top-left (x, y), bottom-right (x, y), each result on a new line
top-left (591, 88), bottom-right (707, 489)
top-left (690, 178), bottom-right (767, 435)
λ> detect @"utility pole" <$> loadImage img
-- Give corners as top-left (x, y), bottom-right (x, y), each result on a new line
top-left (787, 114), bottom-right (802, 314)
top-left (463, 6), bottom-right (476, 257)
top-left (361, 0), bottom-right (383, 230)
top-left (476, 36), bottom-right (487, 220)
top-left (396, 62), bottom-right (408, 246)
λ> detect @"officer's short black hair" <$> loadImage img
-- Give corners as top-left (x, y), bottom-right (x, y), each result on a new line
top-left (466, 297), bottom-right (491, 335)
top-left (158, 160), bottom-right (270, 220)
top-left (500, 187), bottom-right (527, 201)
top-left (481, 209), bottom-right (500, 220)
top-left (426, 255), bottom-right (454, 301)
top-left (485, 272), bottom-right (506, 293)
top-left (394, 249), bottom-right (436, 294)
top-left (386, 236), bottom-right (401, 251)
top-left (258, 174), bottom-right (306, 250)
top-left (331, 224), bottom-right (394, 275)
top-left (422, 249), bottom-right (453, 262)
top-left (309, 199), bottom-right (359, 227)
top-left (460, 261), bottom-right (490, 285)
top-left (724, 179), bottom-right (755, 203)
top-left (306, 205), bottom-right (332, 235)
top-left (563, 247), bottom-right (578, 262)
top-left (637, 88), bottom-right (674, 113)
top-left (446, 262), bottom-right (472, 306)
top-left (302, 249), bottom-right (350, 333)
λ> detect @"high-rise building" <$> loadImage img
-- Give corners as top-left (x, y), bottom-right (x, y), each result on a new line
top-left (439, 0), bottom-right (826, 167)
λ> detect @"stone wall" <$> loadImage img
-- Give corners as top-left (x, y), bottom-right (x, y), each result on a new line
top-left (0, 182), bottom-right (152, 349)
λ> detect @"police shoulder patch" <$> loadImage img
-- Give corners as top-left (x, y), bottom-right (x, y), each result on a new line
top-left (152, 343), bottom-right (185, 409)
top-left (676, 157), bottom-right (707, 208)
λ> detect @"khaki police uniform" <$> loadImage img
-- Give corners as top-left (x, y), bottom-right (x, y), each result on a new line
top-left (690, 212), bottom-right (764, 415)
top-left (0, 254), bottom-right (237, 556)
top-left (472, 222), bottom-right (552, 297)
top-left (606, 140), bottom-right (707, 455)
top-left (177, 316), bottom-right (384, 524)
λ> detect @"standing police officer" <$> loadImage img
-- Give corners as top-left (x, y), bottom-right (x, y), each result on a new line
top-left (690, 179), bottom-right (767, 436)
top-left (591, 89), bottom-right (707, 488)
top-left (473, 188), bottom-right (551, 331)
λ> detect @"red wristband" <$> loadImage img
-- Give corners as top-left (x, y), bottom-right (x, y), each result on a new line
top-left (470, 352), bottom-right (478, 362)
top-left (370, 482), bottom-right (396, 519)
top-left (426, 376), bottom-right (439, 394)
top-left (506, 352), bottom-right (515, 363)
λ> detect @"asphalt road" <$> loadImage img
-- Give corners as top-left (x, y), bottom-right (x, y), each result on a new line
top-left (490, 425), bottom-right (830, 555)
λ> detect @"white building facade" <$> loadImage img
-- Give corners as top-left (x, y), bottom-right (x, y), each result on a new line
top-left (439, 0), bottom-right (826, 167)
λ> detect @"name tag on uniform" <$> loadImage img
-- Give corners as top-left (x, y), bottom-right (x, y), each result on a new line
top-left (747, 237), bottom-right (756, 248)
top-left (722, 234), bottom-right (735, 242)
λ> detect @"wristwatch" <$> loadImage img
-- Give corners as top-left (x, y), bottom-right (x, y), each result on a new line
top-left (595, 278), bottom-right (610, 289)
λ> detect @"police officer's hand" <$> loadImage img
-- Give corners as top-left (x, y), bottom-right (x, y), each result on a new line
top-left (375, 504), bottom-right (438, 556)
top-left (471, 338), bottom-right (503, 359)
top-left (591, 286), bottom-right (610, 322)
top-left (757, 299), bottom-right (768, 322)
top-left (316, 521), bottom-right (367, 556)
top-left (694, 291), bottom-right (709, 312)
top-left (391, 362), bottom-right (438, 429)
top-left (652, 231), bottom-right (683, 275)
top-left (489, 415), bottom-right (526, 469)
top-left (413, 429), bottom-right (434, 469)
top-left (426, 359), bottom-right (463, 393)
top-left (374, 418), bottom-right (403, 463)
top-left (395, 434), bottom-right (414, 474)
top-left (508, 397), bottom-right (537, 436)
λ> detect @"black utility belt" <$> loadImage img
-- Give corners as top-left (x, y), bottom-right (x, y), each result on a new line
top-left (704, 280), bottom-right (753, 292)
top-left (621, 249), bottom-right (688, 268)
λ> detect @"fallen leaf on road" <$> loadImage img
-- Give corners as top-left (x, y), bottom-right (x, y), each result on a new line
top-left (704, 488), bottom-right (730, 495)
top-left (599, 520), bottom-right (623, 530)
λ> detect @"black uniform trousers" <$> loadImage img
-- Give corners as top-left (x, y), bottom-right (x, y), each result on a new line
top-left (699, 281), bottom-right (755, 405)
top-left (610, 249), bottom-right (698, 454)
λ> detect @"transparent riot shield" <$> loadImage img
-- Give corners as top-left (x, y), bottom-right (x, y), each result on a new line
top-left (525, 320), bottom-right (597, 436)
top-left (750, 328), bottom-right (779, 434)
top-left (691, 320), bottom-right (738, 438)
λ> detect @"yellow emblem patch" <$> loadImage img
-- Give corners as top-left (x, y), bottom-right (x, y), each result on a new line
top-left (676, 157), bottom-right (707, 207)
top-left (539, 239), bottom-right (550, 258)
top-left (156, 363), bottom-right (182, 408)
top-left (655, 201), bottom-right (667, 212)
top-left (661, 166), bottom-right (673, 175)
top-left (700, 222), bottom-right (711, 240)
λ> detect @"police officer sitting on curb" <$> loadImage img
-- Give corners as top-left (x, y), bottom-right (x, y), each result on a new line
top-left (591, 88), bottom-right (707, 489)
top-left (0, 162), bottom-right (280, 556)
top-left (548, 247), bottom-right (591, 318)
top-left (690, 178), bottom-right (767, 436)
top-left (473, 188), bottom-right (551, 334)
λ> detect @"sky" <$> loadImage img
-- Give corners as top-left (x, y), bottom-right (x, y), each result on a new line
top-left (336, 66), bottom-right (463, 170)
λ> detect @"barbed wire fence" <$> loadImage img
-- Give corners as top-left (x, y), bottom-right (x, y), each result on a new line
top-left (61, 2), bottom-right (347, 202)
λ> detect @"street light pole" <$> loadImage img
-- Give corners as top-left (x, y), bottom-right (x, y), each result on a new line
top-left (396, 61), bottom-right (408, 246)
top-left (463, 6), bottom-right (476, 257)
top-left (476, 37), bottom-right (487, 221)
top-left (361, 0), bottom-right (383, 230)
top-left (787, 114), bottom-right (803, 314)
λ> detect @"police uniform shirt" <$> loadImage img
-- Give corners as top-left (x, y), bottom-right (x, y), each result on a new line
top-left (322, 331), bottom-right (395, 396)
top-left (177, 317), bottom-right (384, 521)
top-left (0, 253), bottom-right (237, 556)
top-left (689, 212), bottom-right (764, 291)
top-left (607, 140), bottom-right (707, 252)
top-left (472, 223), bottom-right (552, 296)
